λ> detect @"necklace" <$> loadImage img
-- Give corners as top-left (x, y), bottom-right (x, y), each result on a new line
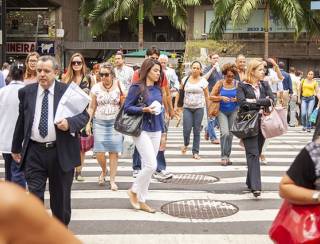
top-left (102, 80), bottom-right (113, 91)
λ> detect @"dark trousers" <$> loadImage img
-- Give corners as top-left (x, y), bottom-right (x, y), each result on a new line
top-left (25, 142), bottom-right (74, 225)
top-left (2, 153), bottom-right (26, 188)
top-left (132, 148), bottom-right (166, 172)
top-left (242, 122), bottom-right (265, 191)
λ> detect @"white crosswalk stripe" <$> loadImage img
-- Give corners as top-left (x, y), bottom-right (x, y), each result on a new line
top-left (0, 125), bottom-right (312, 244)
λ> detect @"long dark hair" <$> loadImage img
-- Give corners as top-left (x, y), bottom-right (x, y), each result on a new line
top-left (138, 58), bottom-right (162, 99)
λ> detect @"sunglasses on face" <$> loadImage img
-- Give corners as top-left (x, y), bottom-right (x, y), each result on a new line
top-left (72, 61), bottom-right (83, 66)
top-left (226, 74), bottom-right (234, 78)
top-left (99, 72), bottom-right (110, 77)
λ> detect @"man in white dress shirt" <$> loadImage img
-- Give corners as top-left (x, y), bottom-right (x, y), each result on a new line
top-left (11, 56), bottom-right (89, 225)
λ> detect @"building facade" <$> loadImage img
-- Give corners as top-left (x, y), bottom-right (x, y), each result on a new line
top-left (187, 3), bottom-right (320, 72)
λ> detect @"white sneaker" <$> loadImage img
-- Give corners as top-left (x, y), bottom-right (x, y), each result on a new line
top-left (153, 170), bottom-right (173, 180)
top-left (132, 170), bottom-right (140, 178)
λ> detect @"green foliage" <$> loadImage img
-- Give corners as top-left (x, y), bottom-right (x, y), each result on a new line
top-left (80, 0), bottom-right (201, 36)
top-left (209, 0), bottom-right (320, 39)
top-left (184, 40), bottom-right (245, 61)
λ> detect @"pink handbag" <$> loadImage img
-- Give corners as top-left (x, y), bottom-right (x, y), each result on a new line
top-left (261, 106), bottom-right (288, 139)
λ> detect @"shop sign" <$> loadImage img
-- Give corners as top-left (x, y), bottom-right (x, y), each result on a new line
top-left (37, 41), bottom-right (55, 55)
top-left (7, 42), bottom-right (36, 54)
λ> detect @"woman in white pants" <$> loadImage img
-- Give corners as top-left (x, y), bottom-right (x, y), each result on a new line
top-left (124, 58), bottom-right (164, 213)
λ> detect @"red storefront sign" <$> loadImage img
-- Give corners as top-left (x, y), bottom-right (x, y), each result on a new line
top-left (6, 42), bottom-right (36, 54)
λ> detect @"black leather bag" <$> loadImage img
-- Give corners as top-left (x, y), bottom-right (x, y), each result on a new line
top-left (177, 76), bottom-right (190, 107)
top-left (230, 110), bottom-right (259, 139)
top-left (114, 95), bottom-right (144, 137)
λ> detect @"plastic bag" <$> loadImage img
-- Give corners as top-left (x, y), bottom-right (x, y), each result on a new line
top-left (310, 109), bottom-right (318, 124)
top-left (269, 201), bottom-right (320, 244)
top-left (122, 135), bottom-right (134, 158)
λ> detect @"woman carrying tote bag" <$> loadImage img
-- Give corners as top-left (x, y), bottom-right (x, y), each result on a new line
top-left (236, 59), bottom-right (274, 197)
top-left (125, 58), bottom-right (164, 213)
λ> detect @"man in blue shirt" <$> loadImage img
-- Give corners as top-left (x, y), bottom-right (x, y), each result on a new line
top-left (203, 53), bottom-right (223, 144)
top-left (279, 62), bottom-right (292, 109)
top-left (0, 71), bottom-right (6, 89)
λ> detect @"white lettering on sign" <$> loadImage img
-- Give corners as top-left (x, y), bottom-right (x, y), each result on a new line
top-left (6, 42), bottom-right (36, 54)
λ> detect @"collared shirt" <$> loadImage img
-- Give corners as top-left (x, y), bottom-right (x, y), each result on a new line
top-left (203, 64), bottom-right (223, 92)
top-left (0, 80), bottom-right (24, 153)
top-left (280, 69), bottom-right (293, 94)
top-left (0, 71), bottom-right (5, 89)
top-left (243, 81), bottom-right (260, 99)
top-left (114, 65), bottom-right (134, 91)
top-left (290, 73), bottom-right (300, 95)
top-left (31, 81), bottom-right (56, 142)
top-left (265, 68), bottom-right (283, 93)
top-left (164, 67), bottom-right (179, 97)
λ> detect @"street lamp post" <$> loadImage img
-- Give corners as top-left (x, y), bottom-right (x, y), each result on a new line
top-left (1, 0), bottom-right (6, 64)
top-left (35, 14), bottom-right (42, 52)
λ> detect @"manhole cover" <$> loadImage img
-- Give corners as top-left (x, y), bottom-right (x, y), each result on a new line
top-left (158, 173), bottom-right (219, 185)
top-left (161, 199), bottom-right (239, 219)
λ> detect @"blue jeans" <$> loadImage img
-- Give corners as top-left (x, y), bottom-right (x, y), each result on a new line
top-left (206, 117), bottom-right (218, 140)
top-left (217, 110), bottom-right (238, 160)
top-left (132, 148), bottom-right (166, 172)
top-left (183, 107), bottom-right (204, 154)
top-left (301, 96), bottom-right (315, 129)
top-left (2, 153), bottom-right (26, 188)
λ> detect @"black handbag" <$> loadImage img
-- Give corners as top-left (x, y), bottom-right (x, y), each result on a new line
top-left (177, 76), bottom-right (190, 107)
top-left (114, 95), bottom-right (144, 137)
top-left (230, 110), bottom-right (259, 139)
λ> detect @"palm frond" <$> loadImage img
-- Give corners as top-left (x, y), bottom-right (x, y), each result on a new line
top-left (209, 0), bottom-right (237, 39)
top-left (271, 0), bottom-right (304, 37)
top-left (231, 0), bottom-right (261, 26)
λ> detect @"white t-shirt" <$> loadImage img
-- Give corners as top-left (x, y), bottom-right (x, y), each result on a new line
top-left (183, 76), bottom-right (208, 109)
top-left (91, 82), bottom-right (123, 120)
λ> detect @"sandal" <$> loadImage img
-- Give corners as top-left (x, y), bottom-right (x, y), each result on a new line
top-left (110, 181), bottom-right (118, 191)
top-left (181, 146), bottom-right (188, 154)
top-left (127, 189), bottom-right (140, 209)
top-left (139, 202), bottom-right (156, 213)
top-left (98, 173), bottom-right (106, 186)
top-left (220, 159), bottom-right (228, 166)
top-left (193, 154), bottom-right (201, 160)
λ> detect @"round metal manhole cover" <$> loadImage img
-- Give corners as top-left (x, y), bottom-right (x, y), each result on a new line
top-left (161, 199), bottom-right (239, 219)
top-left (158, 173), bottom-right (219, 185)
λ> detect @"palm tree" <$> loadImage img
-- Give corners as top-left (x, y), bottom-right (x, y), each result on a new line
top-left (209, 0), bottom-right (306, 59)
top-left (81, 0), bottom-right (201, 50)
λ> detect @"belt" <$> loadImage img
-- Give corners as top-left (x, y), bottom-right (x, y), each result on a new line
top-left (30, 140), bottom-right (56, 148)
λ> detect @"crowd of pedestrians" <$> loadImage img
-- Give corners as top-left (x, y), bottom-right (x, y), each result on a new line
top-left (0, 47), bottom-right (320, 228)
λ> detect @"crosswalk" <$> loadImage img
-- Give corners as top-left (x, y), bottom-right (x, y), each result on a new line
top-left (0, 125), bottom-right (313, 244)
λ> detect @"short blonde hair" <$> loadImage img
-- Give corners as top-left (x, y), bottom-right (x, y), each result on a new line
top-left (245, 58), bottom-right (264, 84)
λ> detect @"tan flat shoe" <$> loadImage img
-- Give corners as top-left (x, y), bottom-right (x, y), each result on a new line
top-left (127, 189), bottom-right (140, 209)
top-left (139, 202), bottom-right (156, 213)
top-left (181, 146), bottom-right (187, 154)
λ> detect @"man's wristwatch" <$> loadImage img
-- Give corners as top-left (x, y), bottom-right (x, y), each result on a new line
top-left (312, 191), bottom-right (320, 203)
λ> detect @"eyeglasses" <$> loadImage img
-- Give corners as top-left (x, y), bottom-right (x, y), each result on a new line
top-left (99, 72), bottom-right (110, 77)
top-left (72, 61), bottom-right (83, 66)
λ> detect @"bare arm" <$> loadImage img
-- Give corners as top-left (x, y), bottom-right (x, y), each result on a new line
top-left (279, 174), bottom-right (319, 205)
top-left (85, 93), bottom-right (97, 135)
top-left (203, 66), bottom-right (215, 81)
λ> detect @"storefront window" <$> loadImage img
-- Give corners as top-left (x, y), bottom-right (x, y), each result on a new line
top-left (7, 9), bottom-right (52, 37)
